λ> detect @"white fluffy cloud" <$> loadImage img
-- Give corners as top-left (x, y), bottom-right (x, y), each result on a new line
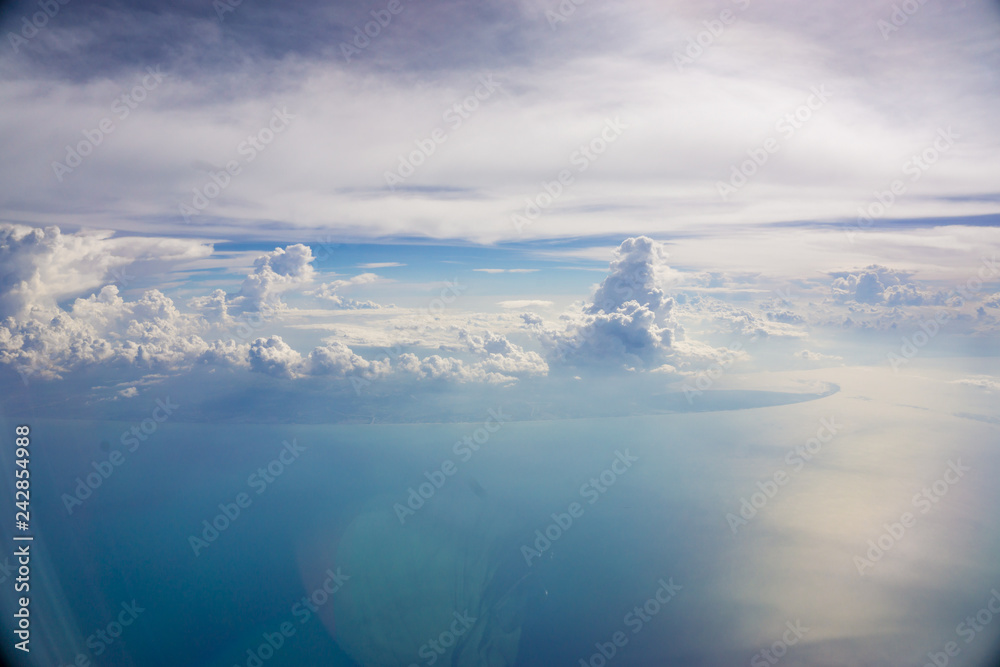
top-left (829, 265), bottom-right (928, 306)
top-left (680, 297), bottom-right (806, 339)
top-left (0, 227), bottom-right (557, 389)
top-left (248, 335), bottom-right (304, 378)
top-left (588, 236), bottom-right (678, 315)
top-left (543, 236), bottom-right (686, 370)
top-left (308, 340), bottom-right (391, 378)
top-left (458, 328), bottom-right (548, 377)
top-left (310, 272), bottom-right (384, 309)
top-left (0, 284), bottom-right (212, 379)
top-left (236, 244), bottom-right (316, 311)
top-left (0, 223), bottom-right (211, 318)
top-left (4, 226), bottom-right (991, 396)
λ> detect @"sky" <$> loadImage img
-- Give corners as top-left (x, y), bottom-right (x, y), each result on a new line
top-left (0, 0), bottom-right (999, 410)
top-left (2, 2), bottom-right (1000, 666)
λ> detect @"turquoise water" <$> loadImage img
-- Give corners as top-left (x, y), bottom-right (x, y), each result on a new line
top-left (3, 365), bottom-right (1000, 666)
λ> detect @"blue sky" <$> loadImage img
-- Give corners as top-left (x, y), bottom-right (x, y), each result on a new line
top-left (0, 0), bottom-right (998, 410)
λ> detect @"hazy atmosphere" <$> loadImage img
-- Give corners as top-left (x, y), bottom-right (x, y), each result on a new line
top-left (1, 0), bottom-right (999, 665)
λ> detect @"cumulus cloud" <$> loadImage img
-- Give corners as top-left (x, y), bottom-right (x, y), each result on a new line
top-left (520, 312), bottom-right (544, 327)
top-left (188, 289), bottom-right (233, 326)
top-left (0, 223), bottom-right (211, 318)
top-left (0, 283), bottom-right (214, 379)
top-left (542, 236), bottom-right (708, 370)
top-left (248, 335), bottom-right (304, 378)
top-left (829, 265), bottom-right (927, 306)
top-left (0, 225), bottom-right (557, 391)
top-left (539, 237), bottom-right (682, 370)
top-left (457, 328), bottom-right (548, 377)
top-left (395, 353), bottom-right (513, 384)
top-left (236, 244), bottom-right (315, 311)
top-left (588, 236), bottom-right (678, 315)
top-left (308, 340), bottom-right (391, 378)
top-left (685, 298), bottom-right (807, 339)
top-left (550, 300), bottom-right (672, 368)
top-left (310, 272), bottom-right (384, 309)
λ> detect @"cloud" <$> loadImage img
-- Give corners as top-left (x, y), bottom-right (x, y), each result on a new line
top-left (550, 299), bottom-right (672, 368)
top-left (684, 297), bottom-right (806, 339)
top-left (473, 269), bottom-right (539, 274)
top-left (457, 328), bottom-right (548, 377)
top-left (543, 237), bottom-right (685, 369)
top-left (829, 265), bottom-right (928, 306)
top-left (248, 335), bottom-right (303, 378)
top-left (0, 225), bottom-right (552, 389)
top-left (236, 244), bottom-right (315, 311)
top-left (308, 340), bottom-right (391, 378)
top-left (310, 272), bottom-right (385, 309)
top-left (588, 236), bottom-right (678, 316)
top-left (394, 353), bottom-right (514, 384)
top-left (950, 377), bottom-right (1000, 392)
top-left (0, 283), bottom-right (213, 379)
top-left (498, 300), bottom-right (553, 309)
top-left (794, 349), bottom-right (843, 364)
top-left (0, 223), bottom-right (211, 319)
